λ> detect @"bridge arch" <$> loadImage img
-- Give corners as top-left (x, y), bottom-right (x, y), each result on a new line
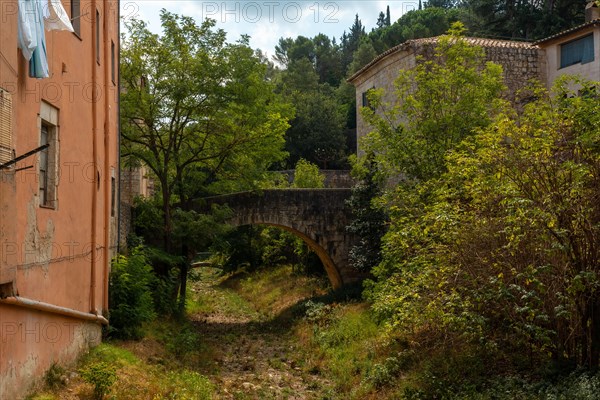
top-left (240, 222), bottom-right (342, 289)
top-left (198, 189), bottom-right (364, 289)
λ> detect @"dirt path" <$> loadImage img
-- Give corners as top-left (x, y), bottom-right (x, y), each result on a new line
top-left (189, 268), bottom-right (332, 400)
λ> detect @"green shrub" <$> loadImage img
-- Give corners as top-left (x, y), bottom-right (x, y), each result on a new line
top-left (142, 246), bottom-right (183, 316)
top-left (165, 325), bottom-right (200, 357)
top-left (366, 357), bottom-right (401, 389)
top-left (293, 159), bottom-right (325, 188)
top-left (44, 363), bottom-right (66, 389)
top-left (108, 247), bottom-right (156, 339)
top-left (79, 362), bottom-right (117, 400)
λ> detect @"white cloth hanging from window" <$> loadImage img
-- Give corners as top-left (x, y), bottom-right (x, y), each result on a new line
top-left (45, 0), bottom-right (74, 32)
top-left (17, 0), bottom-right (73, 79)
top-left (17, 0), bottom-right (49, 78)
top-left (17, 0), bottom-right (37, 61)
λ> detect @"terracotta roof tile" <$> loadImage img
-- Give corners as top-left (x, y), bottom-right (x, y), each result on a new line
top-left (348, 36), bottom-right (536, 83)
top-left (534, 19), bottom-right (600, 45)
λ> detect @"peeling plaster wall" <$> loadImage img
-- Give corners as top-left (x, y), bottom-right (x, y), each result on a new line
top-left (0, 305), bottom-right (101, 400)
top-left (0, 170), bottom-right (17, 287)
top-left (0, 0), bottom-right (119, 398)
top-left (24, 199), bottom-right (55, 272)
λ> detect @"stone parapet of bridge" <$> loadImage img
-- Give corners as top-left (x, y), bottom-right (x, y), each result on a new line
top-left (198, 189), bottom-right (364, 288)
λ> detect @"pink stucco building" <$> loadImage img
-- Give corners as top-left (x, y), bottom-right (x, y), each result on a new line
top-left (0, 1), bottom-right (119, 398)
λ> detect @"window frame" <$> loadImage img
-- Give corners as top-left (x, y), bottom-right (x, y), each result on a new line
top-left (362, 87), bottom-right (376, 111)
top-left (111, 40), bottom-right (116, 84)
top-left (39, 104), bottom-right (59, 209)
top-left (560, 34), bottom-right (595, 69)
top-left (96, 9), bottom-right (101, 64)
top-left (70, 0), bottom-right (81, 37)
top-left (0, 88), bottom-right (13, 166)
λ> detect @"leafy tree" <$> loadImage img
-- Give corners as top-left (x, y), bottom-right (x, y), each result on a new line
top-left (313, 33), bottom-right (343, 86)
top-left (346, 155), bottom-right (387, 273)
top-left (292, 159), bottom-right (325, 188)
top-left (364, 20), bottom-right (600, 372)
top-left (341, 14), bottom-right (367, 75)
top-left (255, 49), bottom-right (278, 81)
top-left (120, 11), bottom-right (291, 309)
top-left (386, 6), bottom-right (391, 26)
top-left (348, 38), bottom-right (378, 75)
top-left (284, 89), bottom-right (347, 169)
top-left (370, 78), bottom-right (600, 368)
top-left (462, 0), bottom-right (585, 39)
top-left (277, 57), bottom-right (320, 96)
top-left (377, 11), bottom-right (387, 29)
top-left (362, 22), bottom-right (505, 181)
top-left (445, 78), bottom-right (600, 367)
top-left (369, 8), bottom-right (462, 53)
top-left (275, 34), bottom-right (343, 86)
top-left (426, 0), bottom-right (457, 8)
top-left (286, 36), bottom-right (316, 65)
top-left (362, 22), bottom-right (506, 353)
top-left (274, 37), bottom-right (295, 66)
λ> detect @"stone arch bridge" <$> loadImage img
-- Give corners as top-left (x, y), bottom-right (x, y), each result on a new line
top-left (197, 189), bottom-right (363, 289)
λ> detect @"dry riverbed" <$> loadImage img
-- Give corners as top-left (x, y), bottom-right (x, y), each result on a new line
top-left (187, 266), bottom-right (334, 399)
top-left (29, 265), bottom-right (335, 400)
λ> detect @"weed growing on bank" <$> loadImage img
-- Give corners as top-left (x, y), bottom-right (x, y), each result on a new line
top-left (29, 343), bottom-right (214, 400)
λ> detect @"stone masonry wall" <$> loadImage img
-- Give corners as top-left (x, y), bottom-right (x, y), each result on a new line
top-left (353, 39), bottom-right (546, 150)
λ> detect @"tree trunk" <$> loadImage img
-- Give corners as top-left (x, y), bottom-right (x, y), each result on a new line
top-left (579, 295), bottom-right (600, 368)
top-left (591, 296), bottom-right (600, 367)
top-left (162, 182), bottom-right (172, 252)
top-left (178, 256), bottom-right (189, 314)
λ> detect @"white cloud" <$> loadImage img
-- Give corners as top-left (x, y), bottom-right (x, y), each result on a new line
top-left (121, 1), bottom-right (419, 53)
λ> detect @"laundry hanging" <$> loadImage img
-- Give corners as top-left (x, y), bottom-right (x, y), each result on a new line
top-left (17, 0), bottom-right (37, 62)
top-left (45, 0), bottom-right (74, 32)
top-left (17, 0), bottom-right (49, 78)
top-left (17, 0), bottom-right (74, 79)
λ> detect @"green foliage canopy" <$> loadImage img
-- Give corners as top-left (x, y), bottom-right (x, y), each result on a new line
top-left (364, 28), bottom-right (600, 367)
top-left (362, 23), bottom-right (505, 182)
top-left (120, 11), bottom-right (292, 250)
top-left (293, 159), bottom-right (326, 188)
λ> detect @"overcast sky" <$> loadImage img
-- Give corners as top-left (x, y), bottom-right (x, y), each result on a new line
top-left (121, 1), bottom-right (420, 57)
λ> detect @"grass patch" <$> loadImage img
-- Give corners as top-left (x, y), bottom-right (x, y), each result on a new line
top-left (27, 395), bottom-right (57, 400)
top-left (223, 264), bottom-right (329, 319)
top-left (82, 343), bottom-right (139, 368)
top-left (29, 342), bottom-right (215, 400)
top-left (295, 302), bottom-right (388, 398)
top-left (186, 267), bottom-right (259, 319)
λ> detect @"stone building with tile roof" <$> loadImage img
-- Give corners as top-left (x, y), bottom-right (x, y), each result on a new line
top-left (348, 2), bottom-right (599, 152)
top-left (348, 37), bottom-right (545, 150)
top-left (534, 3), bottom-right (600, 88)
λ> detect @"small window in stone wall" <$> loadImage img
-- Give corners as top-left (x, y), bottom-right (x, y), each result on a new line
top-left (0, 88), bottom-right (13, 165)
top-left (362, 87), bottom-right (376, 110)
top-left (560, 34), bottom-right (595, 69)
